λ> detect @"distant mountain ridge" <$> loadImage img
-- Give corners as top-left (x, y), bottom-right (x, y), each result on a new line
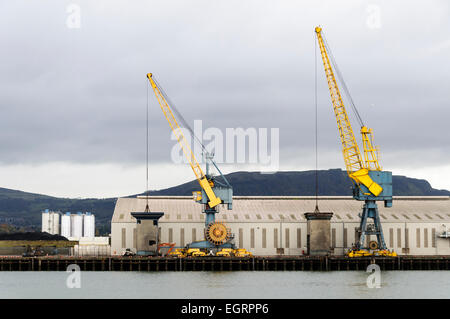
top-left (0, 169), bottom-right (448, 232)
top-left (148, 169), bottom-right (450, 197)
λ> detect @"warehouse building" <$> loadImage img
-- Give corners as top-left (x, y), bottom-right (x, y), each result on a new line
top-left (111, 196), bottom-right (450, 256)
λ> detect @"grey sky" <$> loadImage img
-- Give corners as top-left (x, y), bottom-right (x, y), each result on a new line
top-left (0, 0), bottom-right (449, 197)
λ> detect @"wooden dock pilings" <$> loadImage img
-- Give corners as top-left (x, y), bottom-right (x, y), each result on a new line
top-left (0, 256), bottom-right (448, 271)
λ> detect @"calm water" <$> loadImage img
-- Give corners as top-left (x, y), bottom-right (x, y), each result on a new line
top-left (0, 271), bottom-right (449, 299)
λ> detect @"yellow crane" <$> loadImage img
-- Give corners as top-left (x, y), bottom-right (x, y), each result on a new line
top-left (146, 73), bottom-right (234, 252)
top-left (315, 27), bottom-right (396, 257)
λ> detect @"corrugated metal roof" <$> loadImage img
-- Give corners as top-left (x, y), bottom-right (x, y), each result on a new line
top-left (111, 196), bottom-right (450, 223)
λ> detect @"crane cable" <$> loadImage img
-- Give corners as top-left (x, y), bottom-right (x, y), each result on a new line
top-left (321, 31), bottom-right (365, 128)
top-left (152, 76), bottom-right (232, 188)
top-left (314, 30), bottom-right (320, 213)
top-left (153, 77), bottom-right (207, 154)
top-left (145, 80), bottom-right (150, 213)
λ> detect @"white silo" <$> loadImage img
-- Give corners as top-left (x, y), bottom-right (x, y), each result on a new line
top-left (72, 212), bottom-right (83, 238)
top-left (70, 214), bottom-right (75, 236)
top-left (52, 212), bottom-right (60, 235)
top-left (41, 209), bottom-right (51, 233)
top-left (61, 212), bottom-right (71, 238)
top-left (42, 209), bottom-right (60, 234)
top-left (83, 212), bottom-right (95, 238)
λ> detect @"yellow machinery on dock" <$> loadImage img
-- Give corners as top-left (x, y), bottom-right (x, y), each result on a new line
top-left (186, 248), bottom-right (207, 257)
top-left (168, 248), bottom-right (187, 258)
top-left (233, 248), bottom-right (253, 257)
top-left (347, 248), bottom-right (397, 258)
top-left (215, 248), bottom-right (233, 257)
top-left (167, 247), bottom-right (253, 258)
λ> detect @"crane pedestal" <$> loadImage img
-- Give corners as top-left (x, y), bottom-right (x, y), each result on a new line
top-left (346, 171), bottom-right (397, 256)
top-left (204, 206), bottom-right (217, 226)
top-left (186, 206), bottom-right (235, 251)
top-left (356, 200), bottom-right (386, 250)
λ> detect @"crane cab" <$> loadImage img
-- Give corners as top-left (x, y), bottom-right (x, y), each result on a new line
top-left (352, 170), bottom-right (393, 207)
top-left (194, 186), bottom-right (233, 210)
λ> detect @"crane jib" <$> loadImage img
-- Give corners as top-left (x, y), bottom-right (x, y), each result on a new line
top-left (314, 27), bottom-right (383, 197)
top-left (146, 73), bottom-right (222, 208)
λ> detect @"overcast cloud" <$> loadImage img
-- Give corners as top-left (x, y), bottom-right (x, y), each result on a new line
top-left (0, 0), bottom-right (449, 198)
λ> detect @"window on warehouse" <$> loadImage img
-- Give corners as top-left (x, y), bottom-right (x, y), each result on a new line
top-left (416, 228), bottom-right (420, 248)
top-left (343, 228), bottom-right (347, 248)
top-left (250, 228), bottom-right (255, 248)
top-left (262, 228), bottom-right (267, 248)
top-left (274, 228), bottom-right (278, 248)
top-left (239, 228), bottom-right (243, 248)
top-left (285, 228), bottom-right (290, 248)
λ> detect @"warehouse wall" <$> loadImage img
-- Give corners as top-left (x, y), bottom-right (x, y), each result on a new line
top-left (111, 221), bottom-right (309, 256)
top-left (110, 196), bottom-right (450, 256)
top-left (111, 222), bottom-right (136, 255)
top-left (111, 221), bottom-right (450, 256)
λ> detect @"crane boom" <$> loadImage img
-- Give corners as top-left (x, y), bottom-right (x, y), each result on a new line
top-left (315, 27), bottom-right (382, 197)
top-left (315, 28), bottom-right (364, 173)
top-left (146, 73), bottom-right (221, 208)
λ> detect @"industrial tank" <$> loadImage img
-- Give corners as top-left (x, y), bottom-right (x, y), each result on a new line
top-left (61, 212), bottom-right (71, 238)
top-left (52, 212), bottom-right (60, 235)
top-left (41, 209), bottom-right (60, 235)
top-left (41, 209), bottom-right (50, 233)
top-left (72, 212), bottom-right (83, 238)
top-left (83, 212), bottom-right (95, 237)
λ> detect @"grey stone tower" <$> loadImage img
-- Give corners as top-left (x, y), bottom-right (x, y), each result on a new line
top-left (304, 212), bottom-right (333, 256)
